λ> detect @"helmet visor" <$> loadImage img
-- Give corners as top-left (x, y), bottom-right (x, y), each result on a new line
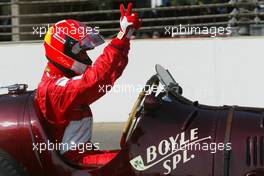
top-left (72, 32), bottom-right (105, 54)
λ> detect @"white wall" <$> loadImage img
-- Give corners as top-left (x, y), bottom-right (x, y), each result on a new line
top-left (0, 37), bottom-right (264, 122)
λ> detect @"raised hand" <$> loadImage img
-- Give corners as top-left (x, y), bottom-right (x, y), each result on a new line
top-left (118, 3), bottom-right (141, 39)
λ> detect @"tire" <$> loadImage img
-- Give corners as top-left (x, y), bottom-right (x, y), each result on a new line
top-left (0, 150), bottom-right (28, 176)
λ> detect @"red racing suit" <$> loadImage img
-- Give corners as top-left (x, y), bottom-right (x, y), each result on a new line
top-left (35, 38), bottom-right (129, 163)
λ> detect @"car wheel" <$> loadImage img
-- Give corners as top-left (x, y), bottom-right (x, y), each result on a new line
top-left (0, 150), bottom-right (28, 176)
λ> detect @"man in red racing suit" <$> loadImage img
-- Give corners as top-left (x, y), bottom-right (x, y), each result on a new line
top-left (35, 3), bottom-right (141, 165)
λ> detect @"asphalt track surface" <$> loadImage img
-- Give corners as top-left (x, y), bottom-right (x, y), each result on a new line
top-left (92, 122), bottom-right (125, 150)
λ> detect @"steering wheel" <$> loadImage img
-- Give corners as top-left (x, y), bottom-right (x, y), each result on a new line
top-left (120, 75), bottom-right (159, 148)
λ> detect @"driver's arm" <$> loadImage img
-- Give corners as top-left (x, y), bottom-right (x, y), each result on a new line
top-left (46, 38), bottom-right (129, 116)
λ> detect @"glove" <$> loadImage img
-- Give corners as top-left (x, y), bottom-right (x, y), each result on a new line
top-left (117, 3), bottom-right (141, 40)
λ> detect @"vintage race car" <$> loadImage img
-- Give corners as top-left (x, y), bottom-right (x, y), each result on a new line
top-left (0, 65), bottom-right (263, 176)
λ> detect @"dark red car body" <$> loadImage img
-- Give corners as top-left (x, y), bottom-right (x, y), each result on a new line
top-left (0, 65), bottom-right (264, 176)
